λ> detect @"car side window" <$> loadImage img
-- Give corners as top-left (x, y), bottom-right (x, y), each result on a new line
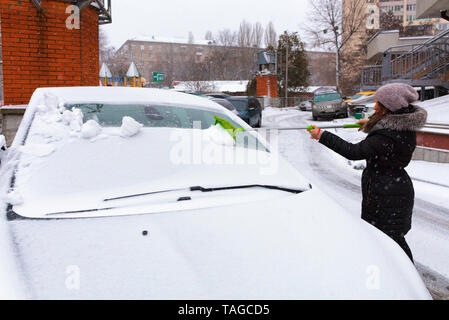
top-left (248, 99), bottom-right (256, 108)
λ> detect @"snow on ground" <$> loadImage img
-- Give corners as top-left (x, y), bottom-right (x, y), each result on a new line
top-left (262, 106), bottom-right (449, 286)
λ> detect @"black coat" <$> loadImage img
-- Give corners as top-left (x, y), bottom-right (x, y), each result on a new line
top-left (318, 106), bottom-right (427, 236)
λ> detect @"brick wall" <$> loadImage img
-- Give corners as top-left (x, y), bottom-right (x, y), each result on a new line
top-left (0, 0), bottom-right (99, 105)
top-left (256, 75), bottom-right (278, 98)
top-left (417, 131), bottom-right (449, 150)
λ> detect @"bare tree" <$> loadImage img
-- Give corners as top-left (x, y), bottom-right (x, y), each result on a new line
top-left (108, 48), bottom-right (130, 77)
top-left (264, 21), bottom-right (277, 48)
top-left (205, 30), bottom-right (214, 41)
top-left (252, 22), bottom-right (264, 48)
top-left (238, 20), bottom-right (254, 47)
top-left (99, 28), bottom-right (115, 65)
top-left (304, 0), bottom-right (366, 92)
top-left (184, 81), bottom-right (217, 93)
top-left (217, 29), bottom-right (237, 46)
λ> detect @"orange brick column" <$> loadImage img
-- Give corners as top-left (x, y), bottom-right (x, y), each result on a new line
top-left (0, 0), bottom-right (99, 105)
top-left (257, 75), bottom-right (278, 97)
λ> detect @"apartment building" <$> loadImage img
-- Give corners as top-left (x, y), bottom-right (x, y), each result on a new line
top-left (115, 37), bottom-right (257, 86)
top-left (115, 37), bottom-right (337, 88)
top-left (368, 0), bottom-right (448, 30)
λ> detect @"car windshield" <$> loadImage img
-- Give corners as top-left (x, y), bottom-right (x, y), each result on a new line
top-left (313, 93), bottom-right (341, 103)
top-left (66, 103), bottom-right (240, 130)
top-left (229, 100), bottom-right (248, 112)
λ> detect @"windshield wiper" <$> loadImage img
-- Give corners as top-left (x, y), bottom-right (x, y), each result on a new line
top-left (42, 185), bottom-right (310, 217)
top-left (103, 184), bottom-right (308, 202)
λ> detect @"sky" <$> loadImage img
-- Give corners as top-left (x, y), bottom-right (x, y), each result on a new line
top-left (101, 0), bottom-right (311, 49)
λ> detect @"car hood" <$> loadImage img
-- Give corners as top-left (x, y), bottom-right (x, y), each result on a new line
top-left (10, 127), bottom-right (309, 219)
top-left (7, 187), bottom-right (430, 299)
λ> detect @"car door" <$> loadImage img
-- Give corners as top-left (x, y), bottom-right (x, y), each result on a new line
top-left (248, 98), bottom-right (259, 126)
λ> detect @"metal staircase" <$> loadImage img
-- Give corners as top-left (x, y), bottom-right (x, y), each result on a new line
top-left (361, 29), bottom-right (449, 92)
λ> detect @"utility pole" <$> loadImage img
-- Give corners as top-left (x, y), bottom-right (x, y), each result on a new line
top-left (285, 44), bottom-right (288, 107)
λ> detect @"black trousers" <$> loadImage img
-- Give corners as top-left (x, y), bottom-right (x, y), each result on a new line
top-left (365, 218), bottom-right (414, 263)
top-left (390, 235), bottom-right (414, 263)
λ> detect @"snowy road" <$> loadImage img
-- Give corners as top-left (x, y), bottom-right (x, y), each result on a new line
top-left (263, 108), bottom-right (449, 299)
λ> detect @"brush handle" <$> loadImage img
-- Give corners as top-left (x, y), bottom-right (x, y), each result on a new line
top-left (307, 124), bottom-right (362, 130)
top-left (343, 124), bottom-right (362, 129)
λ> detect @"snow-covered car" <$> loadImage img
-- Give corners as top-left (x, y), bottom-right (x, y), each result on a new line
top-left (348, 94), bottom-right (375, 116)
top-left (0, 87), bottom-right (430, 299)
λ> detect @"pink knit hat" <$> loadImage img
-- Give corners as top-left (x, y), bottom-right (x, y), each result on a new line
top-left (374, 83), bottom-right (419, 112)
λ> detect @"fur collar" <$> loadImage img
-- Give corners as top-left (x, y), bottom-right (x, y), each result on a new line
top-left (370, 105), bottom-right (427, 132)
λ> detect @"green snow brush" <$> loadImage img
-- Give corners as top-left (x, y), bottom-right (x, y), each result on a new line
top-left (214, 116), bottom-right (245, 140)
top-left (214, 116), bottom-right (362, 139)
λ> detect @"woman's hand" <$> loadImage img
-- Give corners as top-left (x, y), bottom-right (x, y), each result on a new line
top-left (307, 125), bottom-right (322, 140)
top-left (356, 119), bottom-right (368, 131)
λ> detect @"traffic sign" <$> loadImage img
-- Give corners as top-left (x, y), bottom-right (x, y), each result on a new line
top-left (153, 72), bottom-right (164, 82)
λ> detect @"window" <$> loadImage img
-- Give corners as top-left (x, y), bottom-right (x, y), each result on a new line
top-left (407, 4), bottom-right (416, 11)
top-left (406, 14), bottom-right (416, 22)
top-left (149, 45), bottom-right (153, 51)
top-left (313, 93), bottom-right (341, 103)
top-left (141, 45), bottom-right (145, 50)
top-left (66, 104), bottom-right (241, 130)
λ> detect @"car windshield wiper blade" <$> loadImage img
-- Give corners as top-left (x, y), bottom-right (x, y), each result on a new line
top-left (103, 184), bottom-right (307, 202)
top-left (43, 185), bottom-right (310, 217)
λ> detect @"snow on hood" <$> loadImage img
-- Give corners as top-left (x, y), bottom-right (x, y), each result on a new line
top-left (8, 187), bottom-right (430, 299)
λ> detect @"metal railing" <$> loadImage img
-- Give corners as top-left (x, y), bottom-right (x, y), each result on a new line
top-left (361, 65), bottom-right (382, 87)
top-left (361, 29), bottom-right (449, 88)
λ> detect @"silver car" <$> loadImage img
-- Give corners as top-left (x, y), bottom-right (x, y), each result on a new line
top-left (312, 91), bottom-right (348, 120)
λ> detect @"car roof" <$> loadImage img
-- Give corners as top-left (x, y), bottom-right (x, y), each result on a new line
top-left (315, 91), bottom-right (339, 95)
top-left (356, 91), bottom-right (375, 95)
top-left (227, 96), bottom-right (253, 100)
top-left (29, 87), bottom-right (225, 112)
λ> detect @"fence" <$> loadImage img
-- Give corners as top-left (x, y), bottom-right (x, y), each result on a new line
top-left (260, 97), bottom-right (308, 108)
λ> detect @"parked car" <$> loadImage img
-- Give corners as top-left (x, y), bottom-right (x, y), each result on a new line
top-left (206, 93), bottom-right (232, 99)
top-left (344, 91), bottom-right (375, 104)
top-left (311, 91), bottom-right (348, 120)
top-left (227, 96), bottom-right (263, 127)
top-left (299, 100), bottom-right (312, 111)
top-left (348, 94), bottom-right (376, 116)
top-left (209, 97), bottom-right (240, 116)
top-left (0, 87), bottom-right (430, 299)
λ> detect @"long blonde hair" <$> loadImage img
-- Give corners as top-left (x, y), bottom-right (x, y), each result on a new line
top-left (363, 101), bottom-right (390, 133)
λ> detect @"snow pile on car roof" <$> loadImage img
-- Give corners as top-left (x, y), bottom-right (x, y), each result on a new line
top-left (81, 120), bottom-right (102, 139)
top-left (120, 116), bottom-right (143, 138)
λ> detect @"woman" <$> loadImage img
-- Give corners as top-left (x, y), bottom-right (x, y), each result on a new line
top-left (308, 83), bottom-right (427, 262)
